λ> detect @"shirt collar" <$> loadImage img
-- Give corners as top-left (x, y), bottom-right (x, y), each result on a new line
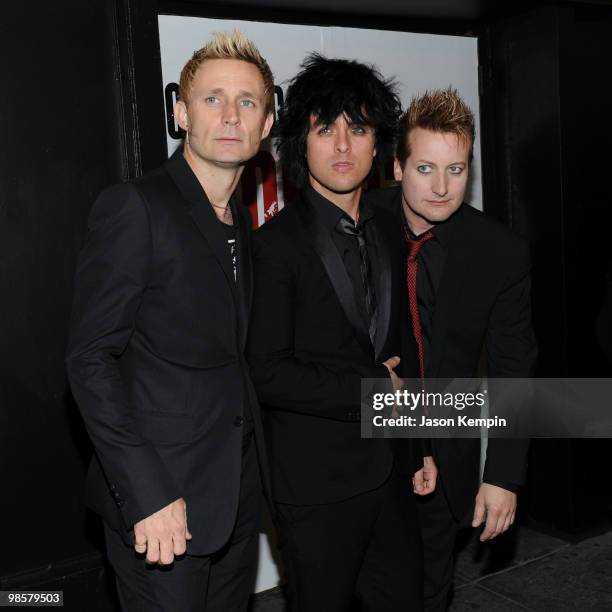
top-left (401, 201), bottom-right (462, 248)
top-left (305, 184), bottom-right (374, 231)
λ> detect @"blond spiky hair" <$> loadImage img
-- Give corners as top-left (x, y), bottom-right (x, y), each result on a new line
top-left (178, 30), bottom-right (274, 113)
top-left (397, 87), bottom-right (475, 164)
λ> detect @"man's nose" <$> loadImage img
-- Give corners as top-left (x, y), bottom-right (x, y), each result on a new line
top-left (335, 130), bottom-right (351, 153)
top-left (222, 101), bottom-right (240, 126)
top-left (432, 172), bottom-right (448, 197)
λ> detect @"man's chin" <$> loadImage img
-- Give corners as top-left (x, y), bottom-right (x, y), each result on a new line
top-left (210, 157), bottom-right (249, 169)
top-left (319, 180), bottom-right (365, 195)
top-left (422, 205), bottom-right (460, 225)
top-left (184, 145), bottom-right (252, 169)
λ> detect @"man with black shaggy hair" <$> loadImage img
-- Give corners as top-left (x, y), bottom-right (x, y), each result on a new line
top-left (276, 55), bottom-right (399, 186)
top-left (247, 54), bottom-right (436, 611)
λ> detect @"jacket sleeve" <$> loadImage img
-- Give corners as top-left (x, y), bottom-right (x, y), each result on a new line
top-left (65, 184), bottom-right (181, 529)
top-left (483, 240), bottom-right (537, 487)
top-left (247, 233), bottom-right (388, 421)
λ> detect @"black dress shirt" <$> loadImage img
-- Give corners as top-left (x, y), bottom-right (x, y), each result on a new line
top-left (305, 185), bottom-right (377, 342)
top-left (403, 217), bottom-right (450, 373)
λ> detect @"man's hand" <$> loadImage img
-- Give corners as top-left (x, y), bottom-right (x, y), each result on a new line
top-left (133, 497), bottom-right (192, 564)
top-left (413, 455), bottom-right (437, 495)
top-left (382, 356), bottom-right (402, 392)
top-left (472, 483), bottom-right (517, 542)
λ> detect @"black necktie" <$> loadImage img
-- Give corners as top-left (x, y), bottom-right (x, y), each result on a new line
top-left (337, 216), bottom-right (377, 343)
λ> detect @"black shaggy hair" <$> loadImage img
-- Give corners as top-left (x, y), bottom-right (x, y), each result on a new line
top-left (277, 53), bottom-right (402, 186)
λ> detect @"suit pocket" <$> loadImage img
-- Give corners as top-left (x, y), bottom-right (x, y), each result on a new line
top-left (136, 411), bottom-right (195, 444)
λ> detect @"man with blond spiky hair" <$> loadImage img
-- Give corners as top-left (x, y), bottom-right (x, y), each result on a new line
top-left (370, 87), bottom-right (537, 611)
top-left (66, 31), bottom-right (274, 611)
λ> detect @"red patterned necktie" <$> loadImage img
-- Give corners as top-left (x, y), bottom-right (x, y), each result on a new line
top-left (405, 229), bottom-right (434, 380)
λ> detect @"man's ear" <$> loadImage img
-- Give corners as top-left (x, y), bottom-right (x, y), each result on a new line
top-left (261, 112), bottom-right (274, 140)
top-left (175, 100), bottom-right (188, 131)
top-left (393, 158), bottom-right (404, 181)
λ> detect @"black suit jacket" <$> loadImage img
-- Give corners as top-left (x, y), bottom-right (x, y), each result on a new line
top-left (66, 149), bottom-right (270, 555)
top-left (246, 190), bottom-right (421, 506)
top-left (372, 186), bottom-right (537, 520)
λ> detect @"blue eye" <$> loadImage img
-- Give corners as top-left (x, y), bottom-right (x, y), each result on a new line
top-left (205, 96), bottom-right (220, 104)
top-left (240, 99), bottom-right (255, 108)
top-left (417, 165), bottom-right (432, 174)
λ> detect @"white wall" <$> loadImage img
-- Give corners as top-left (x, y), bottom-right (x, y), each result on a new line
top-left (158, 16), bottom-right (482, 225)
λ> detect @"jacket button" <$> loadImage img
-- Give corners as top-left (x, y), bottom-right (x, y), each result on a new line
top-left (234, 416), bottom-right (244, 427)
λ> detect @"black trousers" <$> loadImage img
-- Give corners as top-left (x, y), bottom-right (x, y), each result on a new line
top-left (275, 470), bottom-right (423, 612)
top-left (416, 488), bottom-right (460, 612)
top-left (104, 434), bottom-right (261, 612)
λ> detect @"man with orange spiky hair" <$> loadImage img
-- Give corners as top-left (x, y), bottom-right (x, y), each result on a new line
top-left (371, 87), bottom-right (537, 611)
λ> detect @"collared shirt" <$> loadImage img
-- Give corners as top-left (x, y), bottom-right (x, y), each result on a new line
top-left (403, 214), bottom-right (452, 371)
top-left (305, 185), bottom-right (376, 336)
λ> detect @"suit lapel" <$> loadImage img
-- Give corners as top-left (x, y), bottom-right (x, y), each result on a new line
top-left (297, 194), bottom-right (373, 357)
top-left (188, 202), bottom-right (238, 295)
top-left (427, 207), bottom-right (467, 377)
top-left (369, 220), bottom-right (392, 361)
top-left (165, 149), bottom-right (240, 313)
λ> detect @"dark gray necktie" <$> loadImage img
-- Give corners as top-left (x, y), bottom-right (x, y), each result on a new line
top-left (337, 216), bottom-right (377, 343)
